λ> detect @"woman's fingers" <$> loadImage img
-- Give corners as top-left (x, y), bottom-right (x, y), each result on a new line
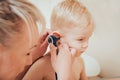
top-left (50, 43), bottom-right (57, 62)
top-left (38, 29), bottom-right (52, 44)
top-left (39, 31), bottom-right (49, 44)
top-left (37, 30), bottom-right (51, 53)
top-left (70, 48), bottom-right (76, 57)
top-left (58, 43), bottom-right (68, 54)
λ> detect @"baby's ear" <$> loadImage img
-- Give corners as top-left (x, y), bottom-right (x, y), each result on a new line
top-left (52, 31), bottom-right (61, 38)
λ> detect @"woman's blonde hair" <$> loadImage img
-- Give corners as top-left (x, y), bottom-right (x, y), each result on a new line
top-left (0, 0), bottom-right (45, 47)
top-left (51, 0), bottom-right (93, 30)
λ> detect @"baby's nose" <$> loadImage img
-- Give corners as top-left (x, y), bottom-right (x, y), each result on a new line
top-left (82, 42), bottom-right (88, 49)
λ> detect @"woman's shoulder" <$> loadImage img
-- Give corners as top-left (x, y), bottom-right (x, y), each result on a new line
top-left (30, 52), bottom-right (52, 72)
top-left (23, 53), bottom-right (54, 80)
top-left (36, 53), bottom-right (51, 64)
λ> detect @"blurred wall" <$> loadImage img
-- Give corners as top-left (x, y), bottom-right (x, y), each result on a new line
top-left (29, 0), bottom-right (120, 78)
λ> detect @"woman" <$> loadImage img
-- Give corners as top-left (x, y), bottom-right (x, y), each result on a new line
top-left (0, 0), bottom-right (48, 79)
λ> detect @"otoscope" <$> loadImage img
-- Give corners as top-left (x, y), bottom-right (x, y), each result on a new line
top-left (48, 31), bottom-right (61, 54)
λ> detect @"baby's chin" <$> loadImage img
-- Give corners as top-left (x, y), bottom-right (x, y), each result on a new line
top-left (74, 51), bottom-right (84, 57)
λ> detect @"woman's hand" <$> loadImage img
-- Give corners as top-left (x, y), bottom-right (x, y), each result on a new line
top-left (32, 30), bottom-right (51, 62)
top-left (50, 43), bottom-right (76, 80)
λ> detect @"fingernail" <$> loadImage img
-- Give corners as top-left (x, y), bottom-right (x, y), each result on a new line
top-left (49, 43), bottom-right (52, 47)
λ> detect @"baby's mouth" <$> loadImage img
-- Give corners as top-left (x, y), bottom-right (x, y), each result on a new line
top-left (81, 50), bottom-right (85, 53)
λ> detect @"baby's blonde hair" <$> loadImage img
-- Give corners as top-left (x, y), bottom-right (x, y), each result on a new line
top-left (0, 0), bottom-right (45, 47)
top-left (51, 0), bottom-right (93, 30)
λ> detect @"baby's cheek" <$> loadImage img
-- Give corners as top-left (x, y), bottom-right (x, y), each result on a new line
top-left (69, 41), bottom-right (82, 48)
top-left (74, 48), bottom-right (85, 57)
top-left (70, 43), bottom-right (83, 56)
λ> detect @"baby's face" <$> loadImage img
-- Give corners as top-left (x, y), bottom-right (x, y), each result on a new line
top-left (55, 25), bottom-right (93, 57)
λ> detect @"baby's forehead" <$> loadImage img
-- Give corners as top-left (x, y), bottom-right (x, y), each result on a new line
top-left (54, 27), bottom-right (81, 36)
top-left (57, 25), bottom-right (85, 31)
top-left (55, 25), bottom-right (93, 37)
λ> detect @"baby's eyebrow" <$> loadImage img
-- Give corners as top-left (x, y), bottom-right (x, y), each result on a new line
top-left (76, 36), bottom-right (87, 40)
top-left (77, 35), bottom-right (85, 38)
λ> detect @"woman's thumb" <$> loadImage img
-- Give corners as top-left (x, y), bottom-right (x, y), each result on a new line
top-left (50, 43), bottom-right (57, 61)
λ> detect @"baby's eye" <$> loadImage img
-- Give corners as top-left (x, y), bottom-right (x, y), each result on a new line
top-left (77, 38), bottom-right (84, 41)
top-left (80, 39), bottom-right (84, 41)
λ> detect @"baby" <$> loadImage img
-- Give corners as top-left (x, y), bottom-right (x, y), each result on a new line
top-left (23, 0), bottom-right (94, 80)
